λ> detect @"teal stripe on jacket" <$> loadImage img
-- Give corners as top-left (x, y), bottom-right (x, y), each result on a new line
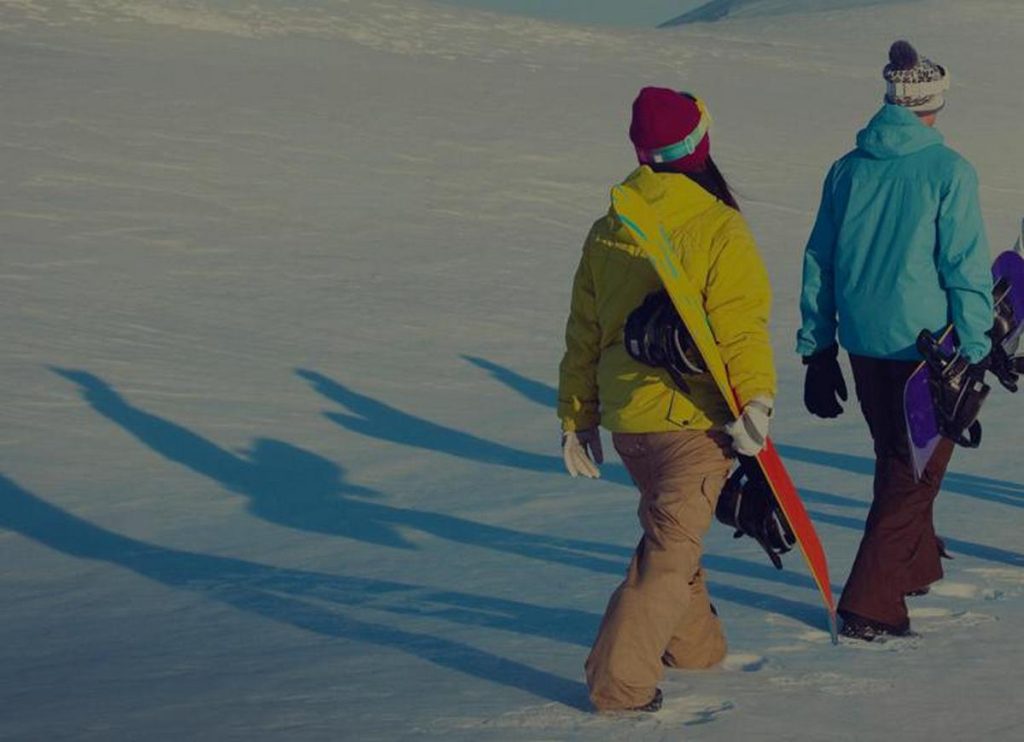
top-left (797, 104), bottom-right (993, 363)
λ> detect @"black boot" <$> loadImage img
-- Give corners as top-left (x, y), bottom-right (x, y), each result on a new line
top-left (839, 612), bottom-right (912, 642)
top-left (628, 688), bottom-right (663, 712)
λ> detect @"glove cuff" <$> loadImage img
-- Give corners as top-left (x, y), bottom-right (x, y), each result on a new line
top-left (802, 343), bottom-right (839, 366)
top-left (746, 396), bottom-right (774, 418)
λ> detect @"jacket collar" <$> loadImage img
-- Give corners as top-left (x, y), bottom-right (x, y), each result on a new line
top-left (614, 165), bottom-right (718, 225)
top-left (856, 104), bottom-right (944, 159)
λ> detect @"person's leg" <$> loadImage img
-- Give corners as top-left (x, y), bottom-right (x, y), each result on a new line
top-left (661, 567), bottom-right (727, 669)
top-left (839, 356), bottom-right (953, 631)
top-left (585, 430), bottom-right (731, 710)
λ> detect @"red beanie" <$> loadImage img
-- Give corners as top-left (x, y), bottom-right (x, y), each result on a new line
top-left (629, 87), bottom-right (710, 173)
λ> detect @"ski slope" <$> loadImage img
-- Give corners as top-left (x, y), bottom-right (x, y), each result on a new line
top-left (1, 0), bottom-right (1023, 739)
top-left (660, 0), bottom-right (923, 26)
top-left (435, 0), bottom-right (707, 27)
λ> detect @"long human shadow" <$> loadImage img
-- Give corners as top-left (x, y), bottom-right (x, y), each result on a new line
top-left (777, 444), bottom-right (1024, 510)
top-left (296, 369), bottom-right (633, 487)
top-left (52, 369), bottom-right (830, 621)
top-left (805, 505), bottom-right (1024, 568)
top-left (462, 357), bottom-right (1024, 573)
top-left (460, 357), bottom-right (1024, 511)
top-left (51, 368), bottom-right (629, 572)
top-left (296, 368), bottom-right (837, 602)
top-left (0, 474), bottom-right (590, 707)
top-left (52, 369), bottom-right (831, 624)
top-left (462, 355), bottom-right (556, 408)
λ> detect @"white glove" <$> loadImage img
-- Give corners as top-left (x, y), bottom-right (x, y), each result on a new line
top-left (725, 396), bottom-right (773, 456)
top-left (562, 428), bottom-right (604, 479)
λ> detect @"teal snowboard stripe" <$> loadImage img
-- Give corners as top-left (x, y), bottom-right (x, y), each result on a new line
top-left (617, 213), bottom-right (647, 242)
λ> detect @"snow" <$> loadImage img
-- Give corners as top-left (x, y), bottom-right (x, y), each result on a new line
top-left (434, 1), bottom-right (708, 27)
top-left (659, 0), bottom-right (923, 26)
top-left (1, 0), bottom-right (1023, 739)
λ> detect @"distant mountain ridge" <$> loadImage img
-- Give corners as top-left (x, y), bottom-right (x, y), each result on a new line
top-left (660, 0), bottom-right (921, 26)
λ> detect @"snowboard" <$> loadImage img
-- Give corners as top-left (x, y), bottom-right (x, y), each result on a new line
top-left (610, 176), bottom-right (838, 643)
top-left (904, 227), bottom-right (1024, 481)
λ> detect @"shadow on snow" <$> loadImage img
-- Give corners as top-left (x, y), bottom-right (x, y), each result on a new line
top-left (295, 367), bottom-right (634, 485)
top-left (777, 444), bottom-right (1024, 511)
top-left (0, 472), bottom-right (591, 708)
top-left (461, 357), bottom-right (1024, 568)
top-left (51, 367), bottom-right (625, 570)
top-left (462, 352), bottom-right (1024, 512)
top-left (297, 367), bottom-right (835, 604)
top-left (51, 367), bottom-right (829, 628)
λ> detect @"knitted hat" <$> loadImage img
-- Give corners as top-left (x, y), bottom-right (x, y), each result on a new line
top-left (629, 87), bottom-right (711, 173)
top-left (883, 40), bottom-right (950, 114)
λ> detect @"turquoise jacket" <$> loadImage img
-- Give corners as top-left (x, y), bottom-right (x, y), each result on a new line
top-left (796, 105), bottom-right (993, 363)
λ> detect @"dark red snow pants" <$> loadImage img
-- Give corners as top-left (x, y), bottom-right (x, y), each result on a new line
top-left (837, 354), bottom-right (955, 628)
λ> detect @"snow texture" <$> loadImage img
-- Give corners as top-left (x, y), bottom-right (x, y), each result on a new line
top-left (660, 0), bottom-right (923, 26)
top-left (434, 1), bottom-right (709, 28)
top-left (1, 0), bottom-right (1023, 740)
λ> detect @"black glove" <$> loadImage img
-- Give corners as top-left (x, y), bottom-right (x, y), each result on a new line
top-left (803, 344), bottom-right (848, 418)
top-left (715, 461), bottom-right (796, 570)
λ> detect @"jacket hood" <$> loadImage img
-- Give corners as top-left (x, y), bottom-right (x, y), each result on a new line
top-left (610, 165), bottom-right (718, 241)
top-left (855, 104), bottom-right (944, 159)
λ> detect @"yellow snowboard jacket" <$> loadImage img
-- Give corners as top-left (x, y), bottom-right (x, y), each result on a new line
top-left (558, 166), bottom-right (776, 434)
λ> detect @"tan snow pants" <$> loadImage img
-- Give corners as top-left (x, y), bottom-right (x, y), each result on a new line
top-left (586, 430), bottom-right (733, 711)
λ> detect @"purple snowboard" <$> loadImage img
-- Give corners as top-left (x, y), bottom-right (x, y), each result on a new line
top-left (904, 249), bottom-right (1024, 480)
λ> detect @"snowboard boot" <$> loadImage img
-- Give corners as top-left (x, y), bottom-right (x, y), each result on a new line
top-left (627, 688), bottom-right (663, 713)
top-left (838, 612), bottom-right (912, 642)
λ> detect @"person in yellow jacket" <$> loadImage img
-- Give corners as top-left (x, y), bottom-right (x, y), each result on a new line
top-left (558, 87), bottom-right (777, 712)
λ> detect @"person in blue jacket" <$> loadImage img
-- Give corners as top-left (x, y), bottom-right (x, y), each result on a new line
top-left (796, 40), bottom-right (993, 641)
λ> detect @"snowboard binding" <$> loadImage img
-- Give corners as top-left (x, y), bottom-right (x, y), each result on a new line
top-left (624, 290), bottom-right (707, 393)
top-left (916, 330), bottom-right (990, 448)
top-left (986, 276), bottom-right (1024, 392)
top-left (716, 459), bottom-right (796, 570)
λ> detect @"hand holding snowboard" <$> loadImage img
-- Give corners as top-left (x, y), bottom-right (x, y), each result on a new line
top-left (724, 396), bottom-right (773, 456)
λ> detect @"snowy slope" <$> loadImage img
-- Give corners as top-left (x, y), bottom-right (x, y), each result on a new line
top-left (1, 0), bottom-right (1023, 740)
top-left (434, 0), bottom-right (708, 27)
top-left (660, 0), bottom-right (922, 26)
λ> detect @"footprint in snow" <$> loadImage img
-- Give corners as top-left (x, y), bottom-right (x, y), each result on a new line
top-left (681, 700), bottom-right (736, 726)
top-left (909, 606), bottom-right (996, 632)
top-left (655, 692), bottom-right (736, 726)
top-left (721, 653), bottom-right (767, 672)
top-left (928, 582), bottom-right (979, 599)
top-left (830, 607), bottom-right (995, 650)
top-left (964, 566), bottom-right (1024, 585)
top-left (961, 567), bottom-right (1024, 598)
top-left (770, 671), bottom-right (893, 695)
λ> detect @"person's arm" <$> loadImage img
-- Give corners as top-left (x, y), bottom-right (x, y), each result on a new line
top-left (705, 217), bottom-right (776, 409)
top-left (796, 167), bottom-right (839, 357)
top-left (557, 239), bottom-right (601, 433)
top-left (938, 161), bottom-right (993, 363)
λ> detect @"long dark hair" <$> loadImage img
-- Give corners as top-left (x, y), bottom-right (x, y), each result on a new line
top-left (685, 156), bottom-right (740, 211)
